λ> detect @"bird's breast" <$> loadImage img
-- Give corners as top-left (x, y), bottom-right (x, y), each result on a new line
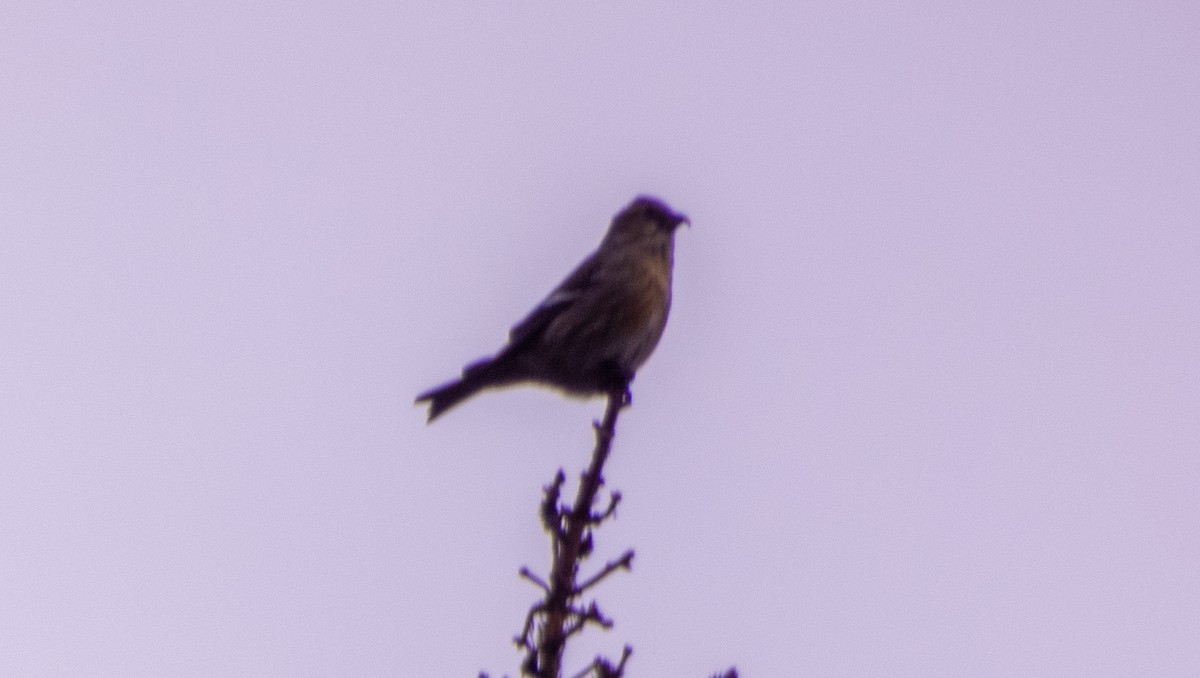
top-left (614, 258), bottom-right (672, 368)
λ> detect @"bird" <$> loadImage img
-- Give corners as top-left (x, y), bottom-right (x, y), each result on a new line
top-left (415, 195), bottom-right (689, 422)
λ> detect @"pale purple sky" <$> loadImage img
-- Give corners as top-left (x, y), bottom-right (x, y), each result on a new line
top-left (3, 2), bottom-right (1199, 676)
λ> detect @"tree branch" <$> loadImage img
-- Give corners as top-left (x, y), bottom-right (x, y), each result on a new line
top-left (485, 385), bottom-right (739, 678)
top-left (516, 387), bottom-right (629, 677)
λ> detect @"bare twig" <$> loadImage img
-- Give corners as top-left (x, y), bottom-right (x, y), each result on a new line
top-left (495, 385), bottom-right (738, 677)
top-left (515, 387), bottom-right (629, 677)
top-left (577, 551), bottom-right (634, 594)
top-left (568, 645), bottom-right (633, 678)
top-left (519, 567), bottom-right (550, 593)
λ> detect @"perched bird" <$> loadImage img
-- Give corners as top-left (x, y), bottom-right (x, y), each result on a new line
top-left (416, 195), bottom-right (689, 422)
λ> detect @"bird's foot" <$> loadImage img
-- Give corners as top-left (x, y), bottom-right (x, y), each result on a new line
top-left (599, 362), bottom-right (634, 409)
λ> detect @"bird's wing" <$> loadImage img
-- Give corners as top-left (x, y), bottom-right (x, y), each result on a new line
top-left (507, 253), bottom-right (601, 349)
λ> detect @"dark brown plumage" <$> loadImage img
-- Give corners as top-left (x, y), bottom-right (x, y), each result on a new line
top-left (416, 195), bottom-right (688, 422)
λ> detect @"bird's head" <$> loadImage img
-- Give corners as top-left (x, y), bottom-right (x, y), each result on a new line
top-left (602, 195), bottom-right (689, 254)
top-left (624, 195), bottom-right (689, 232)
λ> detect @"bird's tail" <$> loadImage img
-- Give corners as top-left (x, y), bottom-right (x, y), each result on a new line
top-left (415, 357), bottom-right (511, 422)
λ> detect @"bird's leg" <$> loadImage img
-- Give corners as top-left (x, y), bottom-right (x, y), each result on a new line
top-left (598, 361), bottom-right (634, 408)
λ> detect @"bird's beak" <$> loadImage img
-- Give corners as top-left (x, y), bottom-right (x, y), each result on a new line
top-left (677, 213), bottom-right (691, 229)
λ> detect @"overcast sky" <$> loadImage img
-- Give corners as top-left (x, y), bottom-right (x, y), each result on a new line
top-left (3, 2), bottom-right (1198, 676)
